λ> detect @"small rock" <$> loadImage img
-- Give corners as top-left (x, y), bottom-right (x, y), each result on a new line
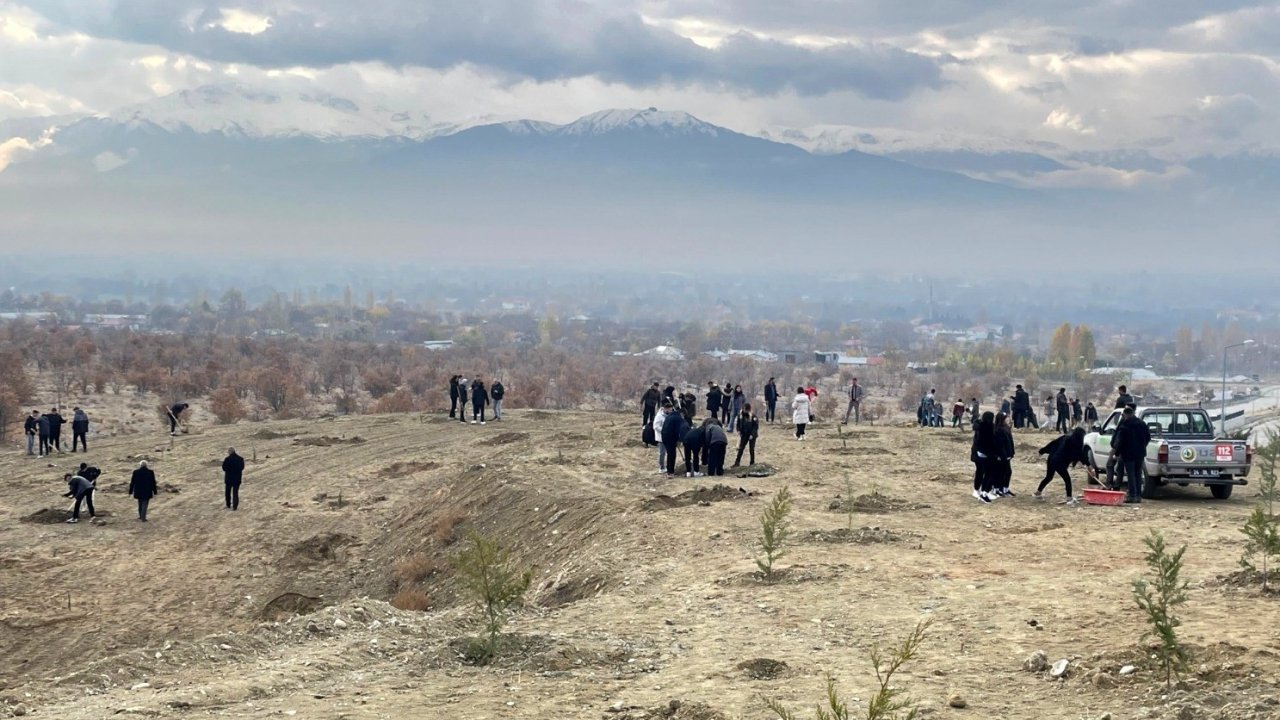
top-left (13, 704), bottom-right (28, 716)
top-left (333, 619), bottom-right (348, 630)
top-left (1120, 665), bottom-right (1137, 676)
top-left (219, 644), bottom-right (232, 651)
top-left (130, 682), bottom-right (151, 691)
top-left (1099, 714), bottom-right (1112, 720)
top-left (947, 692), bottom-right (967, 709)
top-left (1092, 672), bottom-right (1117, 689)
top-left (1050, 659), bottom-right (1070, 678)
top-left (1024, 650), bottom-right (1049, 673)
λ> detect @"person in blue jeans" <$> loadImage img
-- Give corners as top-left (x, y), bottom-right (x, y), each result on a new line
top-left (24, 410), bottom-right (39, 455)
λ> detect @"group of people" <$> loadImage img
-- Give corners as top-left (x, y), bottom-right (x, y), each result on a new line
top-left (650, 395), bottom-right (761, 477)
top-left (23, 407), bottom-right (90, 456)
top-left (995, 385), bottom-right (1100, 432)
top-left (59, 447), bottom-right (247, 524)
top-left (447, 376), bottom-right (506, 425)
top-left (969, 384), bottom-right (1148, 505)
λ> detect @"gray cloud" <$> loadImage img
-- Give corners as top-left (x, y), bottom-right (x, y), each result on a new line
top-left (19, 0), bottom-right (945, 98)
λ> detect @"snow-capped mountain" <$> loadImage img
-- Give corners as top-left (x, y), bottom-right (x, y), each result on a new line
top-left (558, 108), bottom-right (720, 137)
top-left (103, 84), bottom-right (461, 140)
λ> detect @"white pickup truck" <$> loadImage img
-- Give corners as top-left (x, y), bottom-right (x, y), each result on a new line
top-left (1084, 406), bottom-right (1252, 499)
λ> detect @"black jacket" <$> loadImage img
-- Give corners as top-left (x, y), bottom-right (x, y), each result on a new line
top-left (1013, 389), bottom-right (1031, 411)
top-left (45, 412), bottom-right (65, 435)
top-left (1085, 405), bottom-right (1099, 422)
top-left (491, 382), bottom-right (505, 401)
top-left (679, 394), bottom-right (697, 421)
top-left (24, 416), bottom-right (37, 435)
top-left (705, 387), bottom-right (723, 412)
top-left (738, 414), bottom-right (759, 439)
top-left (72, 411), bottom-right (89, 433)
top-left (764, 383), bottom-right (778, 403)
top-left (222, 452), bottom-right (245, 483)
top-left (641, 387), bottom-right (660, 407)
top-left (996, 426), bottom-right (1015, 461)
top-left (971, 424), bottom-right (999, 461)
top-left (170, 403), bottom-right (189, 417)
top-left (471, 382), bottom-right (489, 408)
top-left (1115, 393), bottom-right (1135, 409)
top-left (1114, 416), bottom-right (1152, 461)
top-left (661, 412), bottom-right (689, 445)
top-left (682, 425), bottom-right (706, 452)
top-left (129, 467), bottom-right (158, 500)
top-left (37, 416), bottom-right (49, 435)
top-left (1040, 432), bottom-right (1087, 467)
top-left (449, 378), bottom-right (460, 400)
top-left (1056, 392), bottom-right (1069, 413)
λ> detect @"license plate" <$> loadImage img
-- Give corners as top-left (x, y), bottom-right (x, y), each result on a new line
top-left (1190, 468), bottom-right (1221, 478)
top-left (1215, 444), bottom-right (1234, 462)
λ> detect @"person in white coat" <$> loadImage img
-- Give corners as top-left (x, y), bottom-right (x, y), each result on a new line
top-left (791, 387), bottom-right (811, 440)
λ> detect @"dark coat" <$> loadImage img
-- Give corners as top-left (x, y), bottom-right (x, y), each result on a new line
top-left (491, 382), bottom-right (505, 400)
top-left (66, 475), bottom-right (94, 498)
top-left (1115, 393), bottom-right (1135, 409)
top-left (705, 387), bottom-right (723, 412)
top-left (1040, 431), bottom-right (1087, 467)
top-left (641, 387), bottom-right (661, 407)
top-left (45, 412), bottom-right (65, 435)
top-left (129, 467), bottom-right (158, 500)
top-left (996, 426), bottom-right (1015, 460)
top-left (24, 416), bottom-right (37, 435)
top-left (679, 394), bottom-right (697, 420)
top-left (1013, 389), bottom-right (1031, 411)
top-left (738, 414), bottom-right (759, 439)
top-left (1056, 391), bottom-right (1069, 414)
top-left (682, 426), bottom-right (706, 452)
top-left (764, 382), bottom-right (778, 403)
top-left (222, 452), bottom-right (245, 484)
top-left (1085, 405), bottom-right (1099, 422)
top-left (471, 382), bottom-right (489, 408)
top-left (971, 423), bottom-right (999, 461)
top-left (72, 410), bottom-right (89, 433)
top-left (1114, 416), bottom-right (1152, 461)
top-left (170, 403), bottom-right (189, 417)
top-left (449, 378), bottom-right (460, 401)
top-left (37, 416), bottom-right (49, 436)
top-left (661, 412), bottom-right (689, 445)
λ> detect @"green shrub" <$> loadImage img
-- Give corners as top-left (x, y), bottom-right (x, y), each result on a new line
top-left (1132, 530), bottom-right (1190, 689)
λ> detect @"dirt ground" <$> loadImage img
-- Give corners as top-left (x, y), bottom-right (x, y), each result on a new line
top-left (1, 410), bottom-right (1278, 719)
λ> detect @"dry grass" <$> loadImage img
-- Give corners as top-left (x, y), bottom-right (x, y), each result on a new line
top-left (433, 508), bottom-right (468, 546)
top-left (393, 553), bottom-right (440, 586)
top-left (390, 588), bottom-right (431, 612)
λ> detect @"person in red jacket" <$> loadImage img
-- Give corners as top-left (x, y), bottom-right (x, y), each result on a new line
top-left (803, 384), bottom-right (818, 422)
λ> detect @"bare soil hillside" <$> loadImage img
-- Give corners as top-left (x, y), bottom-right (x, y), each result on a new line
top-left (1, 412), bottom-right (1278, 719)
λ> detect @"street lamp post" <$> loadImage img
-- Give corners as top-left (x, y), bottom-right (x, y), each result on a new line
top-left (1221, 339), bottom-right (1255, 437)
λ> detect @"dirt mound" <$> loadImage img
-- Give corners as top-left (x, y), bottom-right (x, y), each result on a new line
top-left (294, 435), bottom-right (366, 447)
top-left (989, 522), bottom-right (1066, 536)
top-left (607, 700), bottom-right (729, 720)
top-left (251, 429), bottom-right (289, 440)
top-left (376, 461), bottom-right (440, 479)
top-left (643, 485), bottom-right (755, 511)
top-left (539, 574), bottom-right (613, 608)
top-left (288, 533), bottom-right (357, 563)
top-left (21, 508), bottom-right (70, 524)
top-left (804, 526), bottom-right (913, 544)
top-left (736, 657), bottom-right (789, 679)
top-left (260, 592), bottom-right (326, 620)
top-left (481, 432), bottom-right (529, 446)
top-left (736, 463), bottom-right (778, 478)
top-left (1213, 568), bottom-right (1280, 592)
top-left (825, 446), bottom-right (896, 456)
top-left (829, 492), bottom-right (928, 514)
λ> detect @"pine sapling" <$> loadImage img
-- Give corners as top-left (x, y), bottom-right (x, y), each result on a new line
top-left (1132, 530), bottom-right (1190, 689)
top-left (765, 619), bottom-right (931, 720)
top-left (451, 531), bottom-right (532, 665)
top-left (1240, 437), bottom-right (1280, 592)
top-left (757, 486), bottom-right (794, 581)
top-left (843, 475), bottom-right (856, 531)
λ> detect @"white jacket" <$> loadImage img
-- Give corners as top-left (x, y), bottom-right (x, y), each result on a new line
top-left (791, 393), bottom-right (811, 425)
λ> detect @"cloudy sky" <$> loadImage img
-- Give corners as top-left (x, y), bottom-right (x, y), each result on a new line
top-left (1, 1), bottom-right (1278, 159)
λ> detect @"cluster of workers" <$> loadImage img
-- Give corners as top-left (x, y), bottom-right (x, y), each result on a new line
top-left (916, 385), bottom-right (1103, 433)
top-left (446, 376), bottom-right (506, 425)
top-left (969, 384), bottom-right (1150, 505)
top-left (57, 448), bottom-right (247, 525)
top-left (22, 407), bottom-right (90, 456)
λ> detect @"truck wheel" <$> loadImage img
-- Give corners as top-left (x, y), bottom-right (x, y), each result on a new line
top-left (1209, 483), bottom-right (1233, 500)
top-left (1140, 469), bottom-right (1159, 499)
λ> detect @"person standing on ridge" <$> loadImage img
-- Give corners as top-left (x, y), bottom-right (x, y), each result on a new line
top-left (1055, 388), bottom-right (1070, 433)
top-left (641, 383), bottom-right (661, 428)
top-left (45, 407), bottom-right (65, 453)
top-left (490, 379), bottom-right (506, 421)
top-left (222, 447), bottom-right (245, 510)
top-left (128, 461), bottom-right (157, 522)
top-left (764, 378), bottom-right (779, 424)
top-left (727, 385), bottom-right (745, 432)
top-left (661, 406), bottom-right (689, 477)
top-left (705, 382), bottom-right (723, 422)
top-left (448, 375), bottom-right (460, 419)
top-left (470, 378), bottom-right (489, 425)
top-left (71, 407), bottom-right (89, 452)
top-left (24, 410), bottom-right (38, 456)
top-left (456, 378), bottom-right (469, 423)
